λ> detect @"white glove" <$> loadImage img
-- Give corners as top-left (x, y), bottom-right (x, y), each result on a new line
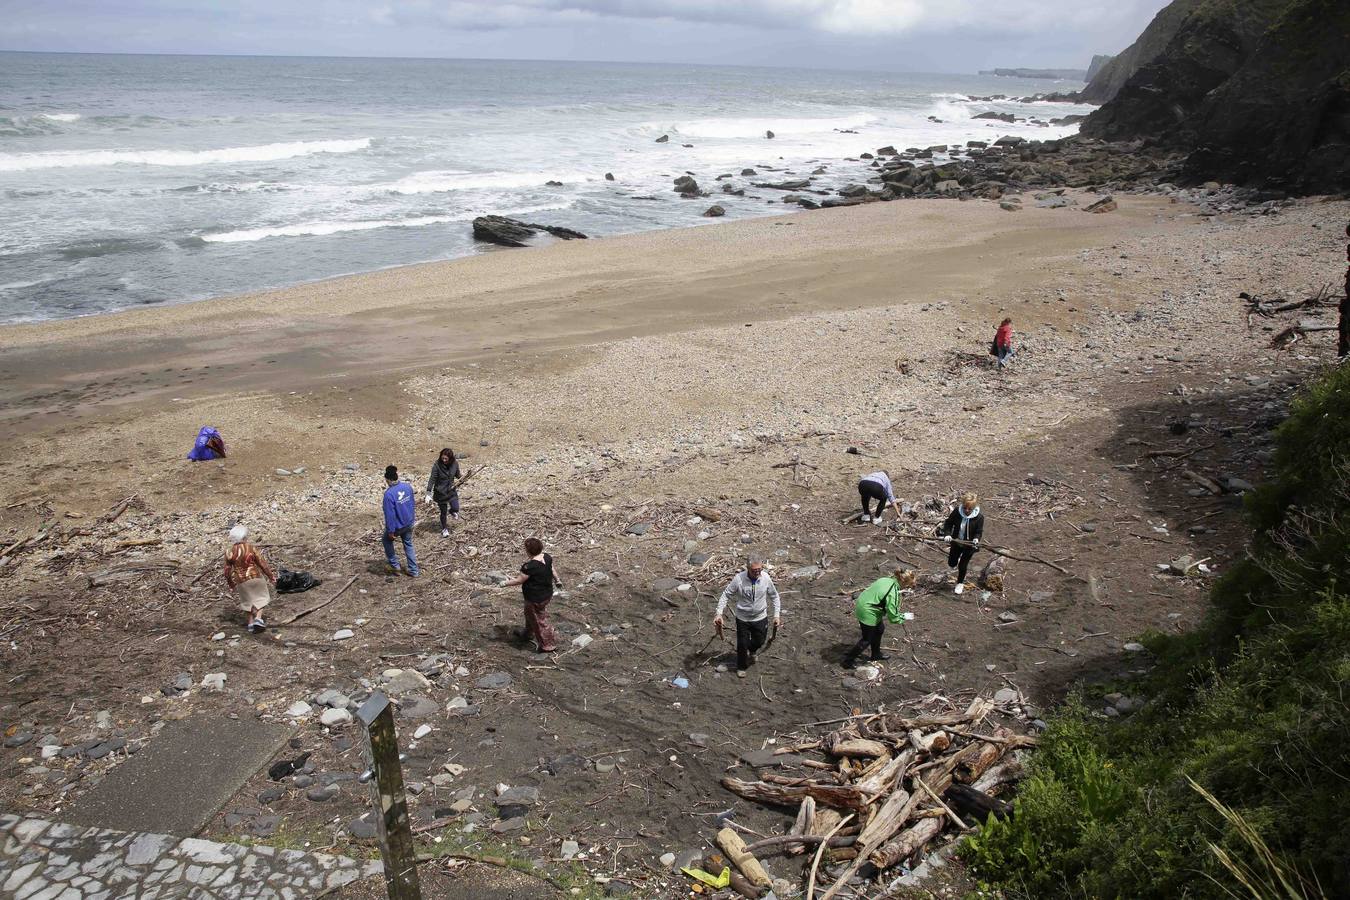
top-left (943, 535), bottom-right (952, 543)
top-left (972, 538), bottom-right (979, 546)
top-left (901, 612), bottom-right (915, 621)
top-left (423, 494), bottom-right (432, 504)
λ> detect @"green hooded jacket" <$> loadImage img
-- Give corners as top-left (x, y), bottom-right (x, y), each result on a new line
top-left (854, 576), bottom-right (904, 626)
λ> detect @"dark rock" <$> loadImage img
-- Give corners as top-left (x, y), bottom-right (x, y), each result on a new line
top-left (348, 817), bottom-right (378, 840)
top-left (476, 672), bottom-right (512, 690)
top-left (702, 205), bottom-right (726, 217)
top-left (751, 179), bottom-right (811, 191)
top-left (974, 111), bottom-right (1016, 123)
top-left (839, 183), bottom-right (869, 198)
top-left (688, 551), bottom-right (711, 566)
top-left (740, 168), bottom-right (757, 176)
top-left (268, 751), bottom-right (311, 781)
top-left (546, 754), bottom-right (587, 776)
top-left (498, 785), bottom-right (541, 806)
top-left (292, 774), bottom-right (314, 789)
top-left (720, 184), bottom-right (744, 196)
top-left (797, 198), bottom-right (820, 209)
top-left (85, 738), bottom-right (126, 760)
top-left (545, 180), bottom-right (563, 187)
top-left (396, 695), bottom-right (439, 719)
top-left (4, 733), bottom-right (33, 749)
top-left (306, 784), bottom-right (339, 802)
top-left (606, 881), bottom-right (634, 896)
top-left (876, 145), bottom-right (897, 155)
top-left (257, 786), bottom-right (285, 804)
top-left (472, 215), bottom-right (587, 248)
top-left (820, 197), bottom-right (864, 208)
top-left (655, 134), bottom-right (669, 143)
top-left (249, 816), bottom-right (280, 837)
top-left (765, 130), bottom-right (774, 139)
top-left (625, 522), bottom-right (652, 536)
top-left (604, 172), bottom-right (615, 181)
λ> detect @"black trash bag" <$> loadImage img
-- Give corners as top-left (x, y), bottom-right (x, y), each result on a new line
top-left (275, 569), bottom-right (322, 594)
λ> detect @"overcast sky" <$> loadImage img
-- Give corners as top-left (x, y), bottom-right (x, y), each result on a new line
top-left (0, 0), bottom-right (1168, 73)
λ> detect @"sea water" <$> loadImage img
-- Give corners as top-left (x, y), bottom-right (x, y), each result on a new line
top-left (0, 53), bottom-right (1094, 323)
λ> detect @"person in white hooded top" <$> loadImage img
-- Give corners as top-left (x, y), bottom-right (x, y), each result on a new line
top-left (936, 492), bottom-right (984, 594)
top-left (713, 553), bottom-right (782, 677)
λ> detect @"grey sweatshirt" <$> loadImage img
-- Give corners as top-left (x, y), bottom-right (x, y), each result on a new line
top-left (716, 571), bottom-right (782, 622)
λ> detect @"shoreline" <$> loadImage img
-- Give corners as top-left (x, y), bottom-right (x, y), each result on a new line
top-left (0, 194), bottom-right (1167, 437)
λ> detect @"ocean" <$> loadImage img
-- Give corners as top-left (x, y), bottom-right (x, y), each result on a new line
top-left (0, 53), bottom-right (1094, 324)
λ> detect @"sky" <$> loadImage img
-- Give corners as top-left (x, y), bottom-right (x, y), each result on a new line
top-left (0, 0), bottom-right (1170, 73)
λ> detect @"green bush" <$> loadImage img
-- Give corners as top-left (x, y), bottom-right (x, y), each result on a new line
top-left (963, 364), bottom-right (1350, 898)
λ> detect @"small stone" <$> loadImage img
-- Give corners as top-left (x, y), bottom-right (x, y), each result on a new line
top-left (595, 761), bottom-right (616, 774)
top-left (1123, 642), bottom-right (1146, 653)
top-left (332, 628), bottom-right (355, 641)
top-left (348, 817), bottom-right (378, 840)
top-left (625, 523), bottom-right (652, 536)
top-left (413, 724), bottom-right (433, 740)
top-left (306, 784), bottom-right (339, 802)
top-left (476, 672), bottom-right (512, 690)
top-left (320, 708), bottom-right (353, 727)
top-left (275, 468), bottom-right (292, 476)
top-left (292, 774), bottom-right (314, 788)
top-left (561, 840), bottom-right (581, 860)
top-left (993, 687), bottom-right (1019, 705)
top-left (996, 611), bottom-right (1018, 623)
top-left (660, 852), bottom-right (676, 868)
top-left (257, 786), bottom-right (284, 804)
top-left (497, 785), bottom-right (541, 807)
top-left (571, 634), bottom-right (593, 649)
top-left (200, 673), bottom-right (226, 691)
top-left (382, 669), bottom-right (432, 693)
top-left (584, 571), bottom-right (610, 585)
top-left (286, 701), bottom-right (313, 718)
top-left (443, 762), bottom-right (467, 776)
top-left (446, 696), bottom-right (469, 711)
top-left (491, 817), bottom-right (527, 834)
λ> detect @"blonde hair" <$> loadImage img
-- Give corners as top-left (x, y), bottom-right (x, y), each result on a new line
top-left (960, 492), bottom-right (979, 507)
top-left (893, 568), bottom-right (917, 589)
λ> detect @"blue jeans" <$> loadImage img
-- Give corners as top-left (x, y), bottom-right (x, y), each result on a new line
top-left (996, 346), bottom-right (1015, 368)
top-left (382, 527), bottom-right (419, 575)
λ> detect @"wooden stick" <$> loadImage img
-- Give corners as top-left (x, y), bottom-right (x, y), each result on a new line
top-left (716, 826), bottom-right (772, 888)
top-left (807, 813), bottom-right (853, 900)
top-left (895, 530), bottom-right (1071, 576)
top-left (915, 777), bottom-right (968, 832)
top-left (274, 574), bottom-right (357, 625)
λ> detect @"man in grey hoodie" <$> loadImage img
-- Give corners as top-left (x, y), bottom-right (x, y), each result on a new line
top-left (714, 553), bottom-right (783, 676)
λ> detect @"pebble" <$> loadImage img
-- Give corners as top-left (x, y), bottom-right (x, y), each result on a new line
top-left (659, 852), bottom-right (676, 868)
top-left (446, 696), bottom-right (469, 710)
top-left (1123, 642), bottom-right (1146, 652)
top-left (571, 634), bottom-right (594, 649)
top-left (491, 817), bottom-right (526, 834)
top-left (331, 628), bottom-right (355, 641)
top-left (348, 817), bottom-right (378, 840)
top-left (320, 708), bottom-right (353, 727)
top-left (286, 701), bottom-right (313, 718)
top-left (413, 724), bottom-right (432, 740)
top-left (476, 672), bottom-right (512, 690)
top-left (306, 784), bottom-right (339, 802)
top-left (200, 673), bottom-right (227, 691)
top-left (381, 668), bottom-right (432, 693)
top-left (561, 839), bottom-right (581, 860)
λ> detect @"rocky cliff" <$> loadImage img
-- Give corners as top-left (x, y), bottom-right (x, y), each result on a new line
top-left (1084, 54), bottom-right (1113, 83)
top-left (1081, 0), bottom-right (1350, 191)
top-left (1079, 0), bottom-right (1203, 103)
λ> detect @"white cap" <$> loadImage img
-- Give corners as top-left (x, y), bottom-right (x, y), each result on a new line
top-left (229, 525), bottom-right (248, 543)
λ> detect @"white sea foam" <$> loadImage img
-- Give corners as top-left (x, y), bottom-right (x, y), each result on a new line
top-left (649, 113), bottom-right (879, 140)
top-left (380, 170), bottom-right (589, 194)
top-left (0, 138), bottom-right (372, 172)
top-left (200, 214), bottom-right (458, 244)
top-left (38, 113), bottom-right (82, 122)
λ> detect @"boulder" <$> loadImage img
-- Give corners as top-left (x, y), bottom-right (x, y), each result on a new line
top-left (702, 205), bottom-right (726, 217)
top-left (672, 175), bottom-right (700, 196)
top-left (838, 183), bottom-right (869, 198)
top-left (821, 196), bottom-right (864, 208)
top-left (876, 145), bottom-right (897, 155)
top-left (751, 179), bottom-right (812, 191)
top-left (604, 172), bottom-right (615, 181)
top-left (1084, 195), bottom-right (1118, 213)
top-left (655, 134), bottom-right (669, 143)
top-left (974, 111), bottom-right (1016, 122)
top-left (765, 130), bottom-right (774, 139)
top-left (741, 168), bottom-right (757, 176)
top-left (472, 215), bottom-right (587, 248)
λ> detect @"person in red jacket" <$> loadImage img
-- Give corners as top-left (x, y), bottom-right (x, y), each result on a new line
top-left (994, 317), bottom-right (1015, 369)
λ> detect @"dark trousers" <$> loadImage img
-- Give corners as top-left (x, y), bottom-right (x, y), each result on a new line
top-left (735, 617), bottom-right (769, 671)
top-left (846, 621), bottom-right (885, 664)
top-left (949, 544), bottom-right (976, 583)
top-left (858, 480), bottom-right (888, 518)
top-left (523, 599), bottom-right (557, 652)
top-left (436, 494), bottom-right (461, 528)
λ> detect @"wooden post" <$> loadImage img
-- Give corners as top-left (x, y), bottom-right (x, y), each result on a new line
top-left (356, 692), bottom-right (422, 900)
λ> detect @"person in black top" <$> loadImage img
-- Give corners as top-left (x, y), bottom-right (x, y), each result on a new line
top-left (936, 492), bottom-right (985, 595)
top-left (503, 537), bottom-right (561, 652)
top-left (424, 448), bottom-right (462, 538)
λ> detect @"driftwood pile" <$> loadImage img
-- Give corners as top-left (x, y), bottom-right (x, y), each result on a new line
top-left (709, 696), bottom-right (1034, 899)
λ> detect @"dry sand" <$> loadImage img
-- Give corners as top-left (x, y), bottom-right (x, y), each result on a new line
top-left (1, 192), bottom-right (1346, 897)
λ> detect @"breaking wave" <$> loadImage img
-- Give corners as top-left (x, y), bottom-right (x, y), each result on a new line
top-left (0, 138), bottom-right (372, 172)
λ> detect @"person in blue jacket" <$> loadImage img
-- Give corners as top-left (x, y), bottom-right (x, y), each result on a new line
top-left (381, 465), bottom-right (419, 577)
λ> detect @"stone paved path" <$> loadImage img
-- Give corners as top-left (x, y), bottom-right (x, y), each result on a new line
top-left (0, 813), bottom-right (382, 899)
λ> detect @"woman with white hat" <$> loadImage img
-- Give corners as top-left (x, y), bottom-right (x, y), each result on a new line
top-left (224, 525), bottom-right (276, 633)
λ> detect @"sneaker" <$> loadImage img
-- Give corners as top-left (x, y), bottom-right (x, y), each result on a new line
top-left (253, 617), bottom-right (267, 633)
top-left (247, 618), bottom-right (262, 634)
top-left (736, 670), bottom-right (747, 678)
top-left (954, 583), bottom-right (965, 595)
top-left (870, 653), bottom-right (890, 662)
top-left (451, 513), bottom-right (461, 520)
top-left (441, 528), bottom-right (450, 538)
top-left (407, 570), bottom-right (420, 578)
top-left (859, 515), bottom-right (871, 524)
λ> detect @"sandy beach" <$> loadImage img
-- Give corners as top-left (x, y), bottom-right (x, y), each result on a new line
top-left (2, 191), bottom-right (1346, 896)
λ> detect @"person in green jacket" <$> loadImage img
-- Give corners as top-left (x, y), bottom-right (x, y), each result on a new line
top-left (843, 568), bottom-right (916, 669)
